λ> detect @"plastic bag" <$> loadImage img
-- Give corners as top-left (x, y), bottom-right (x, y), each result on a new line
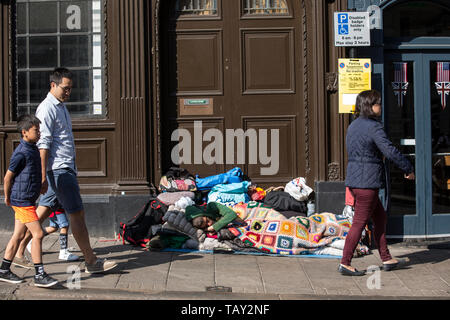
top-left (195, 167), bottom-right (244, 190)
top-left (207, 181), bottom-right (251, 207)
top-left (284, 177), bottom-right (313, 201)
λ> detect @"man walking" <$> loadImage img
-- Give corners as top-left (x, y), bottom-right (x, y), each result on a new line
top-left (18, 68), bottom-right (117, 274)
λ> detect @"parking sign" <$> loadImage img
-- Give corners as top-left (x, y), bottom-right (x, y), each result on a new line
top-left (334, 12), bottom-right (370, 47)
top-left (338, 13), bottom-right (348, 24)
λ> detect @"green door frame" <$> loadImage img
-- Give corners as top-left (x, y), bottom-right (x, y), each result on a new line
top-left (383, 52), bottom-right (450, 237)
top-left (383, 52), bottom-right (425, 237)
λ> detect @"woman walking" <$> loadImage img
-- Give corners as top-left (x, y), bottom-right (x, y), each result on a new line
top-left (339, 90), bottom-right (415, 276)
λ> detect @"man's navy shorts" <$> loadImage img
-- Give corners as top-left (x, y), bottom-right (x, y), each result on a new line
top-left (39, 168), bottom-right (84, 214)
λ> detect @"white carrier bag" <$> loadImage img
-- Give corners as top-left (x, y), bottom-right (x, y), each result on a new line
top-left (284, 177), bottom-right (313, 202)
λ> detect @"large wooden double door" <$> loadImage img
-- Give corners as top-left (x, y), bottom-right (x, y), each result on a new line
top-left (160, 0), bottom-right (305, 185)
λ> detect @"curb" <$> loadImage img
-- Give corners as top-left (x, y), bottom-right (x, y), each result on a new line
top-left (3, 284), bottom-right (449, 301)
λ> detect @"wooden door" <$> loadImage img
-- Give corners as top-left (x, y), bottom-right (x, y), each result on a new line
top-left (160, 0), bottom-right (304, 186)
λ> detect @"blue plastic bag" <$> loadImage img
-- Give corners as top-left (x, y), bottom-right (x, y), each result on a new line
top-left (207, 181), bottom-right (251, 207)
top-left (209, 181), bottom-right (251, 194)
top-left (195, 167), bottom-right (243, 191)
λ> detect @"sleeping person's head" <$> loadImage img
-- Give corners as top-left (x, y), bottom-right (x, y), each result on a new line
top-left (191, 216), bottom-right (214, 230)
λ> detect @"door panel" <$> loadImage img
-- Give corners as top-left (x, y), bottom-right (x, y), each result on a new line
top-left (384, 60), bottom-right (416, 216)
top-left (244, 116), bottom-right (296, 183)
top-left (423, 54), bottom-right (450, 235)
top-left (169, 31), bottom-right (223, 95)
top-left (384, 52), bottom-right (450, 236)
top-left (384, 53), bottom-right (424, 236)
top-left (429, 59), bottom-right (450, 214)
top-left (241, 29), bottom-right (295, 93)
top-left (171, 117), bottom-right (227, 177)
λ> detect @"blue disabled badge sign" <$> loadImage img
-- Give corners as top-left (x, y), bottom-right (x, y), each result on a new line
top-left (334, 12), bottom-right (370, 47)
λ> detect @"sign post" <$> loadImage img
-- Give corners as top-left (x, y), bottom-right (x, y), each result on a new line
top-left (338, 59), bottom-right (372, 113)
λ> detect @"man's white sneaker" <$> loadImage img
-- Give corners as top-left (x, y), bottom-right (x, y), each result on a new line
top-left (59, 249), bottom-right (80, 261)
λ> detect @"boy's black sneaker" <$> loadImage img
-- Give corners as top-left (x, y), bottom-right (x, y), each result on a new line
top-left (0, 270), bottom-right (24, 284)
top-left (34, 272), bottom-right (58, 288)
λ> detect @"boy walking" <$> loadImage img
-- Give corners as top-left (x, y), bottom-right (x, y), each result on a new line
top-left (46, 207), bottom-right (80, 261)
top-left (1, 115), bottom-right (58, 287)
top-left (26, 205), bottom-right (80, 261)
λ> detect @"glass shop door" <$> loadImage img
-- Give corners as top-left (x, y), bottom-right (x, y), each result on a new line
top-left (384, 52), bottom-right (450, 237)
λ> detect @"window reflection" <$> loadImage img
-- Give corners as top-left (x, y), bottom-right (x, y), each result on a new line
top-left (384, 1), bottom-right (450, 38)
top-left (61, 35), bottom-right (90, 67)
top-left (15, 0), bottom-right (104, 118)
top-left (60, 1), bottom-right (91, 33)
top-left (385, 61), bottom-right (416, 215)
top-left (29, 2), bottom-right (57, 34)
top-left (243, 0), bottom-right (288, 15)
top-left (175, 0), bottom-right (217, 16)
top-left (29, 37), bottom-right (58, 68)
top-left (29, 71), bottom-right (50, 103)
top-left (431, 61), bottom-right (450, 214)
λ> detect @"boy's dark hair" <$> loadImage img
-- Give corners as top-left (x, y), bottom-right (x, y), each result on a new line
top-left (355, 89), bottom-right (382, 119)
top-left (192, 216), bottom-right (205, 229)
top-left (17, 114), bottom-right (41, 135)
top-left (50, 67), bottom-right (73, 85)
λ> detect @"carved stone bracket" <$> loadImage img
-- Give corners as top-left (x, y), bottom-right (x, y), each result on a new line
top-left (327, 162), bottom-right (340, 181)
top-left (325, 72), bottom-right (338, 93)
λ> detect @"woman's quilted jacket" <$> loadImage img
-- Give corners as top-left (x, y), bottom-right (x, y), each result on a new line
top-left (345, 117), bottom-right (413, 189)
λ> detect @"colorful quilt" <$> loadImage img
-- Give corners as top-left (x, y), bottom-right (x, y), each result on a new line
top-left (228, 202), bottom-right (353, 255)
top-left (233, 201), bottom-right (288, 221)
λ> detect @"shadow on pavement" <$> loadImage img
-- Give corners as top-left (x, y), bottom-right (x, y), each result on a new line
top-left (395, 248), bottom-right (449, 266)
top-left (92, 243), bottom-right (205, 272)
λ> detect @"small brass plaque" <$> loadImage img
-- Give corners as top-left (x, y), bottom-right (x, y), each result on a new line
top-left (185, 99), bottom-right (209, 105)
top-left (180, 98), bottom-right (213, 116)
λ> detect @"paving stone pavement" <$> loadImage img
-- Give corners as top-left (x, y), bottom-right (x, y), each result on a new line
top-left (0, 232), bottom-right (449, 300)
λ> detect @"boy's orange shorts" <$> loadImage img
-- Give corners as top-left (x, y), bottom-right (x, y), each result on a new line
top-left (12, 206), bottom-right (39, 224)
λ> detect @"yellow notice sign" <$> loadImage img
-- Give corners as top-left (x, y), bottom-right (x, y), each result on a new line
top-left (338, 58), bottom-right (371, 113)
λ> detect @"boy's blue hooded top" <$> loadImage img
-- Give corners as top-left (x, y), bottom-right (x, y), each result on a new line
top-left (9, 139), bottom-right (42, 207)
top-left (345, 117), bottom-right (413, 189)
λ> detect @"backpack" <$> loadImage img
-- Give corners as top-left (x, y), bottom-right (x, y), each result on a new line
top-left (118, 196), bottom-right (168, 248)
top-left (264, 191), bottom-right (307, 213)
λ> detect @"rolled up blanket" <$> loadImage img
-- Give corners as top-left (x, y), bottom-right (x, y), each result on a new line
top-left (157, 191), bottom-right (195, 205)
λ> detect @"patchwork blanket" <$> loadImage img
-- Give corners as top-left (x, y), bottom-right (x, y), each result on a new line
top-left (232, 201), bottom-right (291, 221)
top-left (225, 212), bottom-right (352, 255)
top-left (163, 202), bottom-right (369, 257)
top-left (226, 202), bottom-right (368, 256)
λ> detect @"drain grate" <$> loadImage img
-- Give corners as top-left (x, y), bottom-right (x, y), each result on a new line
top-left (206, 285), bottom-right (232, 292)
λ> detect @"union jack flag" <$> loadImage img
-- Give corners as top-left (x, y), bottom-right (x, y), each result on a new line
top-left (435, 62), bottom-right (450, 110)
top-left (391, 62), bottom-right (409, 107)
